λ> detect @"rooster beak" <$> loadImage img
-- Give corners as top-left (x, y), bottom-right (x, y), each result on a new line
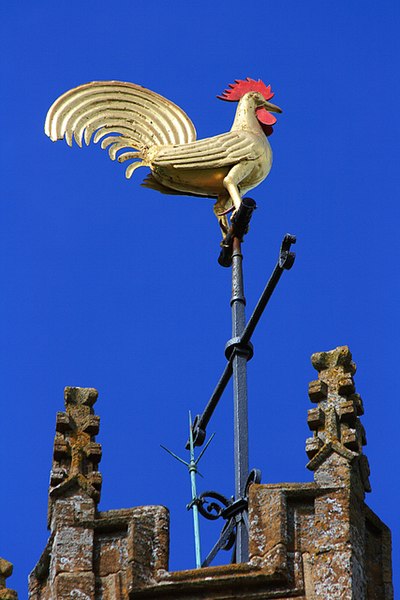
top-left (263, 100), bottom-right (282, 113)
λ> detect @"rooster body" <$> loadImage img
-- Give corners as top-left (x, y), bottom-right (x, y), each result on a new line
top-left (45, 79), bottom-right (281, 236)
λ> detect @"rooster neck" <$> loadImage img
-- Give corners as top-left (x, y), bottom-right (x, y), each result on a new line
top-left (230, 95), bottom-right (263, 135)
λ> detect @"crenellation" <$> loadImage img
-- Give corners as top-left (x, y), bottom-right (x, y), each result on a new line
top-left (27, 351), bottom-right (393, 599)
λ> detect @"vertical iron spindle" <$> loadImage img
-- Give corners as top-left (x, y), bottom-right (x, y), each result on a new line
top-left (231, 236), bottom-right (249, 562)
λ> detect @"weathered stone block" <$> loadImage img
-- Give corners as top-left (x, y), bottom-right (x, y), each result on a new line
top-left (313, 448), bottom-right (354, 489)
top-left (54, 572), bottom-right (95, 599)
top-left (341, 427), bottom-right (359, 451)
top-left (0, 560), bottom-right (13, 580)
top-left (96, 534), bottom-right (128, 577)
top-left (55, 412), bottom-right (72, 433)
top-left (308, 379), bottom-right (328, 402)
top-left (50, 494), bottom-right (96, 529)
top-left (88, 471), bottom-right (102, 492)
top-left (305, 435), bottom-right (323, 459)
top-left (337, 374), bottom-right (355, 396)
top-left (65, 387), bottom-right (98, 408)
top-left (84, 442), bottom-right (102, 462)
top-left (248, 486), bottom-right (287, 571)
top-left (53, 435), bottom-right (71, 461)
top-left (307, 407), bottom-right (325, 430)
top-left (314, 488), bottom-right (351, 547)
top-left (51, 527), bottom-right (94, 575)
top-left (0, 590), bottom-right (18, 600)
top-left (126, 506), bottom-right (169, 589)
top-left (351, 393), bottom-right (364, 416)
top-left (338, 400), bottom-right (357, 425)
top-left (81, 415), bottom-right (100, 436)
top-left (50, 468), bottom-right (67, 487)
top-left (311, 346), bottom-right (356, 374)
top-left (313, 548), bottom-right (353, 600)
top-left (97, 573), bottom-right (125, 600)
top-left (0, 558), bottom-right (17, 600)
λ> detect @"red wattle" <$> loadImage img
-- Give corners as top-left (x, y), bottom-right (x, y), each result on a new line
top-left (256, 107), bottom-right (277, 126)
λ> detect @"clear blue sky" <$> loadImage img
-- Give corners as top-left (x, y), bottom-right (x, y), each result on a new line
top-left (1, 1), bottom-right (399, 595)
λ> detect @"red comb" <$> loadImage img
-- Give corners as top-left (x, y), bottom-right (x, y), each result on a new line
top-left (217, 77), bottom-right (274, 102)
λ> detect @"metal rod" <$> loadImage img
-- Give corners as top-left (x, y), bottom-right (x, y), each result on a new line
top-left (188, 413), bottom-right (202, 568)
top-left (189, 363), bottom-right (232, 448)
top-left (241, 264), bottom-right (284, 346)
top-left (231, 237), bottom-right (249, 562)
top-left (201, 519), bottom-right (236, 568)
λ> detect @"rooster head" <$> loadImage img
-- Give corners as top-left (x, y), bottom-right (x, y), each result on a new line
top-left (217, 77), bottom-right (281, 135)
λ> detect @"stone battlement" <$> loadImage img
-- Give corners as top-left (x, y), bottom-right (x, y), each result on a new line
top-left (28, 348), bottom-right (393, 599)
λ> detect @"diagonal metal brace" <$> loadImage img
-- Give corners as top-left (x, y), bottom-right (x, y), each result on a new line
top-left (188, 234), bottom-right (296, 449)
top-left (201, 519), bottom-right (236, 568)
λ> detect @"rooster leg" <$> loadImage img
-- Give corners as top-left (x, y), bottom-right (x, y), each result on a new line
top-left (213, 194), bottom-right (231, 238)
top-left (223, 162), bottom-right (253, 214)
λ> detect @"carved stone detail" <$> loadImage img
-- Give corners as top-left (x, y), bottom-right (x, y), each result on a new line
top-left (305, 346), bottom-right (371, 493)
top-left (48, 387), bottom-right (102, 527)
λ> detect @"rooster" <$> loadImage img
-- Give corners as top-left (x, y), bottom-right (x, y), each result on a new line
top-left (45, 78), bottom-right (281, 237)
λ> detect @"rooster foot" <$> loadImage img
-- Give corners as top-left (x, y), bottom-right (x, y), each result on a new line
top-left (219, 219), bottom-right (229, 236)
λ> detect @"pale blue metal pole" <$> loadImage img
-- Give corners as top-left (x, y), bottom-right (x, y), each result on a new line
top-left (188, 412), bottom-right (202, 568)
top-left (161, 415), bottom-right (215, 569)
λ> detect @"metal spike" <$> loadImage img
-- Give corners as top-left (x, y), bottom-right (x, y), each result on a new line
top-left (160, 444), bottom-right (189, 467)
top-left (195, 432), bottom-right (215, 466)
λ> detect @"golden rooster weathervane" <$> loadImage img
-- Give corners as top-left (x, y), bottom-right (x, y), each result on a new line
top-left (45, 77), bottom-right (281, 248)
top-left (44, 79), bottom-right (295, 567)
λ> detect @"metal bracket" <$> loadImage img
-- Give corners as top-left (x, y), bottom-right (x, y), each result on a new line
top-left (198, 469), bottom-right (262, 567)
top-left (187, 234), bottom-right (296, 450)
top-left (224, 337), bottom-right (254, 361)
top-left (218, 198), bottom-right (257, 267)
top-left (278, 234), bottom-right (296, 270)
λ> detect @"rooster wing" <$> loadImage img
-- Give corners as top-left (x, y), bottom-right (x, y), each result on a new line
top-left (151, 131), bottom-right (263, 170)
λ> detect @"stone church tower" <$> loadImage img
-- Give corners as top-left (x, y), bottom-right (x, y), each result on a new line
top-left (1, 346), bottom-right (393, 599)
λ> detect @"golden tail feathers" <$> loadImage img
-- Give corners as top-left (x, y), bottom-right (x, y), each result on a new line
top-left (44, 81), bottom-right (197, 179)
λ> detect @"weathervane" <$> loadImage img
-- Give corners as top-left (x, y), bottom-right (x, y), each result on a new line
top-left (45, 78), bottom-right (281, 248)
top-left (45, 78), bottom-right (296, 566)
